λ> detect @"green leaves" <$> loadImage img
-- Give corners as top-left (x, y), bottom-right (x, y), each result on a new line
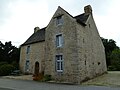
top-left (0, 41), bottom-right (20, 69)
top-left (101, 37), bottom-right (120, 71)
top-left (0, 63), bottom-right (15, 76)
top-left (109, 49), bottom-right (120, 71)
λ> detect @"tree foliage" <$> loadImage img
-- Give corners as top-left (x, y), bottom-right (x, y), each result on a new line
top-left (0, 64), bottom-right (15, 76)
top-left (101, 37), bottom-right (120, 70)
top-left (109, 49), bottom-right (120, 70)
top-left (101, 37), bottom-right (119, 66)
top-left (0, 41), bottom-right (20, 69)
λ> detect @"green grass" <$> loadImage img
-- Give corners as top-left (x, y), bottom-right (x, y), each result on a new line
top-left (82, 71), bottom-right (120, 87)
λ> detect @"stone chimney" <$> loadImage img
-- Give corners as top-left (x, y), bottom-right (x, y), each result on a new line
top-left (34, 27), bottom-right (40, 33)
top-left (84, 5), bottom-right (92, 14)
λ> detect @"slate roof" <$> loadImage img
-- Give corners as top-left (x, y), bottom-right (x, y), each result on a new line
top-left (21, 27), bottom-right (46, 46)
top-left (58, 6), bottom-right (89, 26)
top-left (74, 13), bottom-right (89, 26)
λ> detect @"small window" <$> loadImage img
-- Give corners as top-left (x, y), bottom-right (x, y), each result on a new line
top-left (98, 62), bottom-right (100, 65)
top-left (25, 60), bottom-right (30, 72)
top-left (56, 34), bottom-right (63, 47)
top-left (26, 46), bottom-right (30, 54)
top-left (56, 55), bottom-right (63, 72)
top-left (56, 16), bottom-right (63, 25)
top-left (85, 61), bottom-right (86, 65)
top-left (89, 24), bottom-right (90, 28)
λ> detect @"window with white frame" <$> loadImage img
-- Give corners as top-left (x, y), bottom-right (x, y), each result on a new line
top-left (26, 46), bottom-right (30, 54)
top-left (56, 55), bottom-right (63, 72)
top-left (56, 34), bottom-right (63, 47)
top-left (56, 16), bottom-right (63, 25)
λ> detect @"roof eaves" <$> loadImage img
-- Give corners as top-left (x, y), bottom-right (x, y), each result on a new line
top-left (21, 40), bottom-right (45, 46)
top-left (21, 27), bottom-right (46, 46)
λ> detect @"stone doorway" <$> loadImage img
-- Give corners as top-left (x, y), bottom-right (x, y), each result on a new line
top-left (34, 61), bottom-right (39, 75)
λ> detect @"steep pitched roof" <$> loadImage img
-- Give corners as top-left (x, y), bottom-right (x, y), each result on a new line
top-left (21, 7), bottom-right (90, 46)
top-left (21, 27), bottom-right (46, 46)
top-left (74, 13), bottom-right (89, 26)
top-left (58, 6), bottom-right (74, 18)
top-left (58, 6), bottom-right (89, 26)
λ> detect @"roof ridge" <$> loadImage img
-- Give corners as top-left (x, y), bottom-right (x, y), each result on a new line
top-left (58, 6), bottom-right (74, 18)
top-left (74, 13), bottom-right (85, 18)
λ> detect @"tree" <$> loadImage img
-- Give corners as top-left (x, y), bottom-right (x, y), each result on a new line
top-left (101, 37), bottom-right (119, 67)
top-left (0, 41), bottom-right (20, 69)
top-left (0, 41), bottom-right (4, 62)
top-left (109, 49), bottom-right (120, 70)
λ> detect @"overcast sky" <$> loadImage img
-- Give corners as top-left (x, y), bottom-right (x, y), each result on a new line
top-left (0, 0), bottom-right (120, 47)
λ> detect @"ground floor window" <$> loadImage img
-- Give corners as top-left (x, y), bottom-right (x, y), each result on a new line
top-left (56, 55), bottom-right (63, 72)
top-left (25, 60), bottom-right (30, 72)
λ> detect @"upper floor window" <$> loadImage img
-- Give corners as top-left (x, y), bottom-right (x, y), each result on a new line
top-left (26, 46), bottom-right (30, 54)
top-left (56, 55), bottom-right (63, 72)
top-left (56, 16), bottom-right (63, 26)
top-left (56, 34), bottom-right (63, 47)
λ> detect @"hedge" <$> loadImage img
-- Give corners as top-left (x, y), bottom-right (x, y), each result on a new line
top-left (0, 64), bottom-right (15, 76)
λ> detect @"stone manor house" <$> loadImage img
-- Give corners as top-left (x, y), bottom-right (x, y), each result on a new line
top-left (20, 5), bottom-right (107, 83)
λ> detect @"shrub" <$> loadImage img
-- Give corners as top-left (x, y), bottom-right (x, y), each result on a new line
top-left (0, 64), bottom-right (15, 76)
top-left (0, 62), bottom-right (8, 66)
top-left (43, 75), bottom-right (52, 81)
top-left (11, 61), bottom-right (19, 69)
top-left (33, 74), bottom-right (52, 82)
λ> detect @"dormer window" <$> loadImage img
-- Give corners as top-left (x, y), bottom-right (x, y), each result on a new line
top-left (56, 16), bottom-right (63, 26)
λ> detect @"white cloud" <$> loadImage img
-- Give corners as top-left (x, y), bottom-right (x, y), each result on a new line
top-left (0, 0), bottom-right (49, 47)
top-left (0, 0), bottom-right (120, 47)
top-left (94, 0), bottom-right (120, 46)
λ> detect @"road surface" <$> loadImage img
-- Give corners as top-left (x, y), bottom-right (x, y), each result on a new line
top-left (0, 78), bottom-right (120, 90)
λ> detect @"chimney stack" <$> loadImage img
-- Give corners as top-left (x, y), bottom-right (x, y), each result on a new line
top-left (84, 5), bottom-right (92, 14)
top-left (34, 27), bottom-right (40, 33)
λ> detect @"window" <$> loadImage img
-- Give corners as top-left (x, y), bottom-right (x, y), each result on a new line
top-left (89, 24), bottom-right (91, 28)
top-left (25, 60), bottom-right (30, 72)
top-left (56, 34), bottom-right (63, 47)
top-left (26, 46), bottom-right (30, 54)
top-left (56, 16), bottom-right (63, 25)
top-left (56, 55), bottom-right (63, 72)
top-left (98, 62), bottom-right (100, 65)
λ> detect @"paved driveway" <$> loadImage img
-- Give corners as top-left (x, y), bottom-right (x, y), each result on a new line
top-left (0, 87), bottom-right (13, 90)
top-left (0, 78), bottom-right (120, 90)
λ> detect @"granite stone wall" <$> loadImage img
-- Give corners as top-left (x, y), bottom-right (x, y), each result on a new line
top-left (20, 42), bottom-right (45, 74)
top-left (20, 6), bottom-right (107, 84)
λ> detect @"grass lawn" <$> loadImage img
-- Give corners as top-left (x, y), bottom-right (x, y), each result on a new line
top-left (82, 71), bottom-right (120, 87)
